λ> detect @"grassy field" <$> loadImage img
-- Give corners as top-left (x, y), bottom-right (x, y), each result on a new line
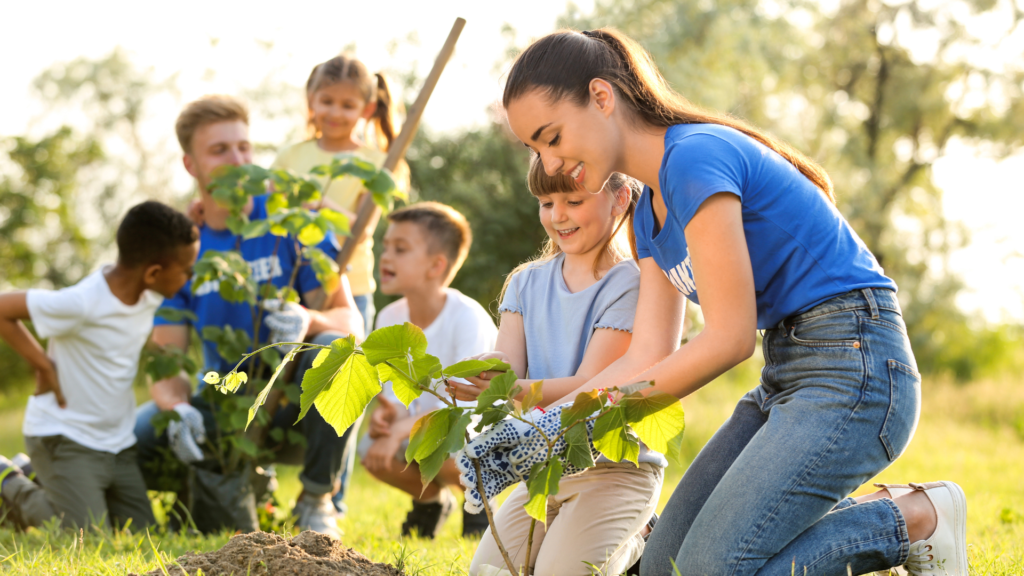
top-left (1, 362), bottom-right (1022, 575)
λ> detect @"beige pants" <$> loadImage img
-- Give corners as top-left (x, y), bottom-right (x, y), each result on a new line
top-left (470, 462), bottom-right (663, 576)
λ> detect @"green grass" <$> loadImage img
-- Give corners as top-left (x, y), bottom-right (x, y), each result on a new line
top-left (1, 362), bottom-right (1022, 574)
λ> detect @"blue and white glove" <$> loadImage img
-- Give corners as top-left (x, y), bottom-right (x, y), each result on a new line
top-left (167, 403), bottom-right (207, 463)
top-left (456, 404), bottom-right (600, 513)
top-left (506, 404), bottom-right (597, 478)
top-left (262, 299), bottom-right (311, 352)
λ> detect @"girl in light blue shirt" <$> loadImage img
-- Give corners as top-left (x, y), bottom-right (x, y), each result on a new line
top-left (454, 160), bottom-right (673, 576)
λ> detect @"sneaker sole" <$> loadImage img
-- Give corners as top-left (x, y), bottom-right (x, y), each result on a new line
top-left (941, 481), bottom-right (969, 576)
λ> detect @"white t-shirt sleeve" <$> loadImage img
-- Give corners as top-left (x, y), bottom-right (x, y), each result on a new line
top-left (26, 287), bottom-right (88, 339)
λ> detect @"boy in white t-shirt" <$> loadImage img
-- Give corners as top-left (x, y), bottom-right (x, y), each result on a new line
top-left (0, 201), bottom-right (199, 530)
top-left (357, 202), bottom-right (497, 539)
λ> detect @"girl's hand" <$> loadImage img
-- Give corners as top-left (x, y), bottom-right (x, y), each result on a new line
top-left (447, 351), bottom-right (513, 401)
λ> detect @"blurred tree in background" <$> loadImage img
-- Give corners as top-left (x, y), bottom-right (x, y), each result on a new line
top-left (562, 0), bottom-right (1024, 378)
top-left (2, 0), bottom-right (1023, 394)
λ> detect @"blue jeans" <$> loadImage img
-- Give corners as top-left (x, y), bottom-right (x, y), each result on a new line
top-left (135, 331), bottom-right (362, 497)
top-left (642, 288), bottom-right (922, 576)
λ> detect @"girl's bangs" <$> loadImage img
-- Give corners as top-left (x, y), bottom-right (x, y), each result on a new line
top-left (527, 156), bottom-right (583, 197)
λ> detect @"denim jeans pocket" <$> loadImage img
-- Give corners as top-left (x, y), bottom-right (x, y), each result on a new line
top-left (879, 360), bottom-right (922, 461)
top-left (787, 311), bottom-right (861, 348)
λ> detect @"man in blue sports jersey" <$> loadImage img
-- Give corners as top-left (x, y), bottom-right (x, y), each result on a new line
top-left (134, 95), bottom-right (365, 538)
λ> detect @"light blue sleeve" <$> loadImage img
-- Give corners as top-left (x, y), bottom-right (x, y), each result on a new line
top-left (497, 270), bottom-right (524, 315)
top-left (593, 264), bottom-right (640, 333)
top-left (662, 133), bottom-right (745, 227)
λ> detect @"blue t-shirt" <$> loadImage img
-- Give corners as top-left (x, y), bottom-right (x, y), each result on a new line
top-left (156, 195), bottom-right (339, 376)
top-left (634, 123), bottom-right (896, 329)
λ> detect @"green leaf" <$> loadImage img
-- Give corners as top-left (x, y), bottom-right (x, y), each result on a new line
top-left (474, 403), bottom-right (513, 433)
top-left (329, 157), bottom-right (378, 181)
top-left (561, 389), bottom-right (603, 428)
top-left (405, 409), bottom-right (454, 463)
top-left (377, 354), bottom-right (442, 408)
top-left (260, 348), bottom-right (282, 370)
top-left (593, 406), bottom-right (640, 465)
top-left (226, 214), bottom-right (248, 236)
top-left (268, 428), bottom-right (284, 442)
top-left (247, 349), bottom-right (296, 429)
top-left (525, 459), bottom-right (563, 523)
top-left (304, 246), bottom-right (340, 295)
top-left (287, 428), bottom-right (308, 448)
top-left (241, 219), bottom-right (271, 239)
top-left (412, 409), bottom-right (473, 488)
top-left (360, 322), bottom-right (428, 366)
top-left (297, 222), bottom-right (326, 247)
top-left (297, 337), bottom-right (356, 422)
top-left (621, 390), bottom-right (686, 462)
top-left (521, 380), bottom-right (544, 412)
top-left (441, 358), bottom-right (511, 379)
top-left (371, 191), bottom-right (393, 214)
top-left (266, 192), bottom-right (288, 215)
top-left (314, 352), bottom-right (380, 435)
top-left (365, 168), bottom-right (397, 194)
top-left (234, 436), bottom-right (259, 457)
top-left (318, 209), bottom-right (350, 236)
top-left (155, 308), bottom-right (197, 323)
top-left (563, 422), bottom-right (596, 469)
top-left (377, 363), bottom-right (422, 408)
top-left (474, 371), bottom-right (522, 412)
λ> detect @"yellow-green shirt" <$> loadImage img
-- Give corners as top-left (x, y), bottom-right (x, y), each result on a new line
top-left (272, 140), bottom-right (390, 296)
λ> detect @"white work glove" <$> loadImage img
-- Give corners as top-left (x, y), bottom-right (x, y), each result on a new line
top-left (167, 403), bottom-right (208, 463)
top-left (262, 299), bottom-right (311, 352)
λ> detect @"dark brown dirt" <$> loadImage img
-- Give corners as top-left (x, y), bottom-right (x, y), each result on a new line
top-left (135, 531), bottom-right (405, 576)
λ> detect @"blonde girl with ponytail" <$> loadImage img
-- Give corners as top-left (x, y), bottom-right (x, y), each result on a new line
top-left (273, 54), bottom-right (408, 338)
top-left (494, 28), bottom-right (966, 576)
top-left (272, 53), bottom-right (408, 516)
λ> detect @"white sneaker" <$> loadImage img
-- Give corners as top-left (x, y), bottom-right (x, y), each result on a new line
top-left (897, 481), bottom-right (968, 576)
top-left (293, 493), bottom-right (341, 539)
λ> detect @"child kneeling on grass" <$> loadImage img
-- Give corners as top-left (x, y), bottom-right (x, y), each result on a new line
top-left (357, 202), bottom-right (497, 539)
top-left (450, 160), bottom-right (673, 576)
top-left (0, 201), bottom-right (199, 531)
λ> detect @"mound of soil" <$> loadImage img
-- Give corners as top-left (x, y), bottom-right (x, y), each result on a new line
top-left (136, 531), bottom-right (405, 576)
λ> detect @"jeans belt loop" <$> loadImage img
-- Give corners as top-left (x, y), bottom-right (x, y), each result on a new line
top-left (862, 287), bottom-right (879, 319)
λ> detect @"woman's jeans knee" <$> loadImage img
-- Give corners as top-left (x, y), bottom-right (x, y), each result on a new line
top-left (643, 289), bottom-right (920, 576)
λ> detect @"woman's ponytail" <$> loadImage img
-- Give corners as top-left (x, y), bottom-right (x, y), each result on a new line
top-left (504, 28), bottom-right (836, 204)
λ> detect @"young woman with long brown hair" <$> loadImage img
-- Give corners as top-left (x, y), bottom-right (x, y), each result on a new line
top-left (489, 28), bottom-right (966, 576)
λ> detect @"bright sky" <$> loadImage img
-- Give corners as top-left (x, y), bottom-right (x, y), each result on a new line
top-left (3, 0), bottom-right (1022, 323)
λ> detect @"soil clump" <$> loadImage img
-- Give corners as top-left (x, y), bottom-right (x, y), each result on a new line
top-left (136, 531), bottom-right (405, 576)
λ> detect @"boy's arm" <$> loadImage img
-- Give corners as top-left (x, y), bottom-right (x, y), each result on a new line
top-left (149, 324), bottom-right (194, 410)
top-left (0, 292), bottom-right (64, 407)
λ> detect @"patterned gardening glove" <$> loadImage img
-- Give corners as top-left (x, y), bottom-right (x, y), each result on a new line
top-left (456, 414), bottom-right (536, 514)
top-left (506, 403), bottom-right (598, 478)
top-left (455, 405), bottom-right (601, 513)
top-left (456, 445), bottom-right (519, 514)
top-left (262, 299), bottom-right (311, 353)
top-left (167, 403), bottom-right (208, 463)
